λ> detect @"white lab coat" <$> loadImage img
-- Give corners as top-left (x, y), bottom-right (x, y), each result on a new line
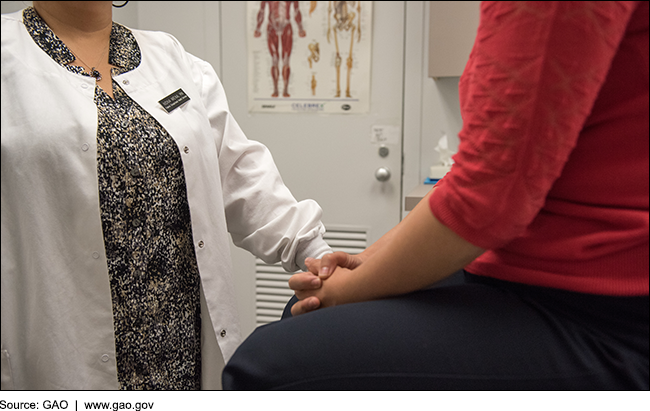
top-left (1, 11), bottom-right (330, 390)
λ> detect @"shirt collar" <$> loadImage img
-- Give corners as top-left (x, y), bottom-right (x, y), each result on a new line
top-left (23, 6), bottom-right (141, 74)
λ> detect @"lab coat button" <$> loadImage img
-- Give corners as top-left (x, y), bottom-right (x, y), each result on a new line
top-left (122, 79), bottom-right (130, 85)
top-left (81, 143), bottom-right (90, 152)
top-left (220, 329), bottom-right (227, 338)
top-left (183, 146), bottom-right (190, 154)
top-left (198, 241), bottom-right (205, 249)
top-left (101, 354), bottom-right (109, 362)
top-left (92, 252), bottom-right (100, 259)
top-left (81, 83), bottom-right (88, 89)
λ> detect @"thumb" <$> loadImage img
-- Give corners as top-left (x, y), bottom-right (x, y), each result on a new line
top-left (318, 251), bottom-right (348, 278)
top-left (304, 257), bottom-right (319, 275)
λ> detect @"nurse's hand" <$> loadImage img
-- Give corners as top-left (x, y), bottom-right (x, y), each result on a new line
top-left (307, 252), bottom-right (366, 278)
top-left (288, 267), bottom-right (323, 315)
top-left (288, 253), bottom-right (366, 316)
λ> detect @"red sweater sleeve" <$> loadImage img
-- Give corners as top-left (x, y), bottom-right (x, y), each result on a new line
top-left (430, 1), bottom-right (640, 249)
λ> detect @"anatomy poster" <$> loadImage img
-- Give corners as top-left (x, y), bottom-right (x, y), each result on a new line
top-left (247, 1), bottom-right (373, 113)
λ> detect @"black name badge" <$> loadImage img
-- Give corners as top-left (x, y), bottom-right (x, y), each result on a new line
top-left (159, 89), bottom-right (190, 113)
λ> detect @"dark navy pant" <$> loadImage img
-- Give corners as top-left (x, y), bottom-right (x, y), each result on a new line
top-left (222, 272), bottom-right (648, 390)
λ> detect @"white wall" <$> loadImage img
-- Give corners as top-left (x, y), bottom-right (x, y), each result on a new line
top-left (403, 1), bottom-right (462, 216)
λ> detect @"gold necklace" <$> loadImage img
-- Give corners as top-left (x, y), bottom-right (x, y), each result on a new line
top-left (67, 42), bottom-right (110, 81)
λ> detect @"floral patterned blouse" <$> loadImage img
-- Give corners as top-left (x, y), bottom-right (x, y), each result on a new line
top-left (24, 7), bottom-right (201, 390)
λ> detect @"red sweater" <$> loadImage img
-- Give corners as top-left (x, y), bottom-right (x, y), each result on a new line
top-left (430, 1), bottom-right (649, 296)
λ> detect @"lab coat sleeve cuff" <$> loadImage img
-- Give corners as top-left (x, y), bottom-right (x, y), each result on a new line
top-left (294, 233), bottom-right (333, 272)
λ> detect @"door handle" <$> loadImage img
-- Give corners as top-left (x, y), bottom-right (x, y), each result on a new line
top-left (375, 167), bottom-right (391, 182)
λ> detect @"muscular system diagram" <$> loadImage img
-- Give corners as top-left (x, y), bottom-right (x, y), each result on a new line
top-left (254, 1), bottom-right (306, 98)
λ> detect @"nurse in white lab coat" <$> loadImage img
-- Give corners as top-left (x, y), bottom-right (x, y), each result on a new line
top-left (1, 1), bottom-right (331, 390)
